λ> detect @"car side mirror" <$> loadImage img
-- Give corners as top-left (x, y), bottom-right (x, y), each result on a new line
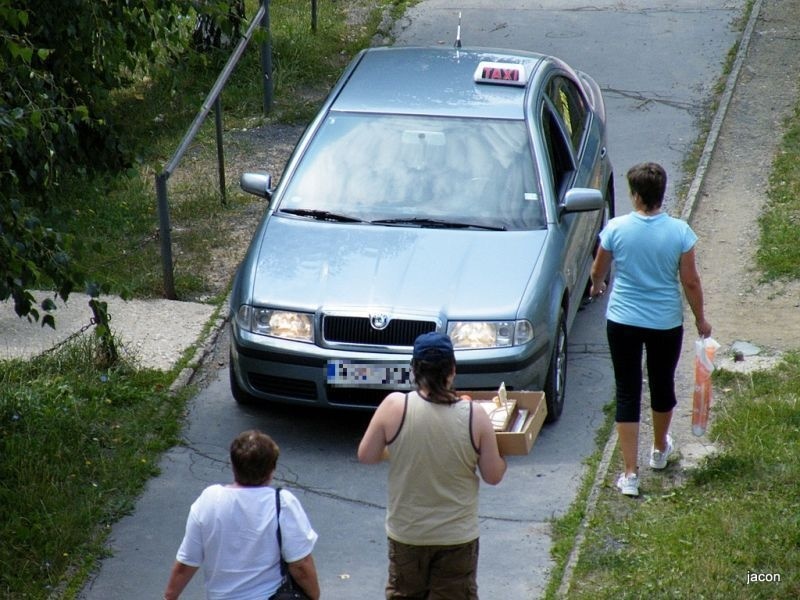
top-left (240, 172), bottom-right (273, 200)
top-left (559, 187), bottom-right (604, 215)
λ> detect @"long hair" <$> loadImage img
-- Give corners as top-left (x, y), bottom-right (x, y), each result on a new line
top-left (412, 356), bottom-right (457, 404)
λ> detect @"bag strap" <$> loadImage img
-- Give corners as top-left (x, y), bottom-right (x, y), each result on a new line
top-left (274, 487), bottom-right (288, 577)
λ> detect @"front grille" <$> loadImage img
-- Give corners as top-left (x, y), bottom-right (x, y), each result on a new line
top-left (323, 316), bottom-right (436, 346)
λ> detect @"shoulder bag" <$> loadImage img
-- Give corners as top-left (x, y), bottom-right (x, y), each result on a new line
top-left (268, 487), bottom-right (311, 600)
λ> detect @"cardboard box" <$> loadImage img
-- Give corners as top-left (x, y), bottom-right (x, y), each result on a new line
top-left (460, 390), bottom-right (547, 456)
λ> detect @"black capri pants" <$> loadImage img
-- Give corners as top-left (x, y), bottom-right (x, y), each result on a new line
top-left (606, 320), bottom-right (684, 423)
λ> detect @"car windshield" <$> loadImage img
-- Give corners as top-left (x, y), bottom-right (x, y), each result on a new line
top-left (277, 113), bottom-right (544, 231)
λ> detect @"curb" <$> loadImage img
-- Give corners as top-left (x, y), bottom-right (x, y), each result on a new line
top-left (554, 2), bottom-right (764, 597)
top-left (169, 298), bottom-right (230, 395)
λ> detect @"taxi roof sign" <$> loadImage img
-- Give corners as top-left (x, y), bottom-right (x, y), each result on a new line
top-left (474, 61), bottom-right (528, 86)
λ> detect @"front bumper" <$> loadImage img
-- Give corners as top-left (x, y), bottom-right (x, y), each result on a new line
top-left (229, 324), bottom-right (550, 409)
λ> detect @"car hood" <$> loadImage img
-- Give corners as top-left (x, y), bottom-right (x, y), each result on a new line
top-left (250, 217), bottom-right (547, 319)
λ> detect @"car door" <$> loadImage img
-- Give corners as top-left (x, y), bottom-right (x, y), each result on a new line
top-left (548, 75), bottom-right (592, 185)
top-left (551, 73), bottom-right (610, 240)
top-left (539, 97), bottom-right (584, 314)
top-left (540, 75), bottom-right (597, 311)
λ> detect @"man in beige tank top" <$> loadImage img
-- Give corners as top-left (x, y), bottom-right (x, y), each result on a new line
top-left (358, 332), bottom-right (507, 599)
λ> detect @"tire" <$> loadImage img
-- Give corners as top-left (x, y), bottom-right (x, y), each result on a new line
top-left (544, 310), bottom-right (567, 423)
top-left (229, 351), bottom-right (256, 405)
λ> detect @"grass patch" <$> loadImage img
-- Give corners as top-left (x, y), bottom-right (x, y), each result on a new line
top-left (0, 337), bottom-right (188, 598)
top-left (561, 355), bottom-right (800, 599)
top-left (757, 101), bottom-right (800, 280)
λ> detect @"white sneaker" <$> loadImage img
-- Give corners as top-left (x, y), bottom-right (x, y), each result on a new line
top-left (650, 434), bottom-right (674, 470)
top-left (616, 473), bottom-right (639, 496)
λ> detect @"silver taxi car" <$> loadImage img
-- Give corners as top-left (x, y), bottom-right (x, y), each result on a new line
top-left (230, 46), bottom-right (614, 422)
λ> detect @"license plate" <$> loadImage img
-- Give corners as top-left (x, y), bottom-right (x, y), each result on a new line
top-left (326, 360), bottom-right (413, 389)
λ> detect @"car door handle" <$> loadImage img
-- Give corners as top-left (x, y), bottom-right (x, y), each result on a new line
top-left (600, 146), bottom-right (607, 159)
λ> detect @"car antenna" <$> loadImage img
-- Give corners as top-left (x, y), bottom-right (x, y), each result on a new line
top-left (454, 11), bottom-right (462, 48)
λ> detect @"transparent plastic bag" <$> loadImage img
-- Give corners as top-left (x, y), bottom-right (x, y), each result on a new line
top-left (692, 337), bottom-right (720, 436)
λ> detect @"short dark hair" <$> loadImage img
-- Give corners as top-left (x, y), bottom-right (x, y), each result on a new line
top-left (627, 162), bottom-right (667, 211)
top-left (230, 430), bottom-right (279, 486)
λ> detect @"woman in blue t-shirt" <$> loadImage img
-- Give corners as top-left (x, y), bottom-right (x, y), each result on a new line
top-left (590, 162), bottom-right (712, 497)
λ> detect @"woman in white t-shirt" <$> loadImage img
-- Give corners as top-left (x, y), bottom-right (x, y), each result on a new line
top-left (164, 430), bottom-right (320, 600)
top-left (590, 163), bottom-right (712, 498)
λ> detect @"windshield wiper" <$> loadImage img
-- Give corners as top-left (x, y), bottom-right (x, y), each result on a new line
top-left (280, 208), bottom-right (364, 223)
top-left (371, 217), bottom-right (506, 231)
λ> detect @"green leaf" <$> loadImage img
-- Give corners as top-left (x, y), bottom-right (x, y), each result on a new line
top-left (8, 41), bottom-right (22, 59)
top-left (8, 42), bottom-right (34, 63)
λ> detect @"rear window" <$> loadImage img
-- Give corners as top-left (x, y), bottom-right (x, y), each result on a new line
top-left (278, 113), bottom-right (544, 231)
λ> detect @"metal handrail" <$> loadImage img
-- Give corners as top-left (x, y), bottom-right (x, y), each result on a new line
top-left (155, 0), bottom-right (272, 299)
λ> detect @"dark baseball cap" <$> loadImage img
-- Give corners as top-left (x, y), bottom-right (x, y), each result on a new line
top-left (412, 332), bottom-right (455, 361)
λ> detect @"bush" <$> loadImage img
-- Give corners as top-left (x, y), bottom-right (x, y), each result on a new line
top-left (0, 0), bottom-right (242, 321)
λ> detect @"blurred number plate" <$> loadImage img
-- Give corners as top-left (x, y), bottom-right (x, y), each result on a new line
top-left (327, 360), bottom-right (413, 389)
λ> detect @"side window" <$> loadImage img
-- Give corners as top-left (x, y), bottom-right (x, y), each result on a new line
top-left (541, 103), bottom-right (575, 198)
top-left (547, 76), bottom-right (588, 154)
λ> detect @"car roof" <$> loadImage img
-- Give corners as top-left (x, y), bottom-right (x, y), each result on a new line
top-left (331, 46), bottom-right (548, 120)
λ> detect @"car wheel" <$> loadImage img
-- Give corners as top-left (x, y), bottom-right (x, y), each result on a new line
top-left (229, 351), bottom-right (256, 405)
top-left (544, 311), bottom-right (567, 423)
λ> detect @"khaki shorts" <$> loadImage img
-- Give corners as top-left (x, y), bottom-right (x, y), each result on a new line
top-left (385, 537), bottom-right (479, 600)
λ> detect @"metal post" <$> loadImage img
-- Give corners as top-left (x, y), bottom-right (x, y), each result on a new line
top-left (214, 97), bottom-right (227, 204)
top-left (154, 4), bottom-right (266, 298)
top-left (260, 0), bottom-right (273, 114)
top-left (89, 298), bottom-right (118, 366)
top-left (155, 173), bottom-right (177, 300)
top-left (311, 0), bottom-right (317, 32)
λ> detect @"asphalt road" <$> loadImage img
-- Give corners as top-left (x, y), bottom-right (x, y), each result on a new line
top-left (77, 2), bottom-right (746, 598)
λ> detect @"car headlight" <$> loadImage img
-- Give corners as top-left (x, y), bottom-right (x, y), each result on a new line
top-left (447, 320), bottom-right (533, 348)
top-left (236, 306), bottom-right (314, 342)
